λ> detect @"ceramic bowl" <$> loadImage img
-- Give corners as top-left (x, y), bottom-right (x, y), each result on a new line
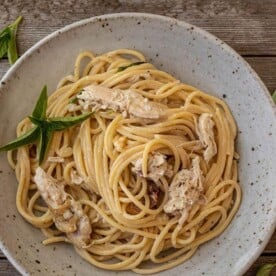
top-left (0, 13), bottom-right (275, 276)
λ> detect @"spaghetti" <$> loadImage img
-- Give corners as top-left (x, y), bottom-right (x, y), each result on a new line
top-left (8, 49), bottom-right (241, 274)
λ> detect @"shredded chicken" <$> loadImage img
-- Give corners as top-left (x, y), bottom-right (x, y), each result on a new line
top-left (163, 156), bottom-right (205, 224)
top-left (196, 113), bottom-right (217, 163)
top-left (70, 169), bottom-right (85, 185)
top-left (77, 85), bottom-right (167, 119)
top-left (131, 152), bottom-right (173, 183)
top-left (34, 167), bottom-right (92, 247)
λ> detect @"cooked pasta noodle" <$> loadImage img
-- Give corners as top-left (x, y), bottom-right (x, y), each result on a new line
top-left (9, 49), bottom-right (241, 274)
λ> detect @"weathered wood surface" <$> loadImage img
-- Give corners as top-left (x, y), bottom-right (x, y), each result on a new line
top-left (0, 0), bottom-right (275, 275)
top-left (1, 0), bottom-right (276, 55)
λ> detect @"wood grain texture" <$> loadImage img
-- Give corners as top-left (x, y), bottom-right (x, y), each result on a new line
top-left (0, 0), bottom-right (275, 275)
top-left (0, 259), bottom-right (20, 275)
top-left (0, 0), bottom-right (276, 55)
top-left (265, 232), bottom-right (276, 254)
top-left (244, 57), bottom-right (276, 93)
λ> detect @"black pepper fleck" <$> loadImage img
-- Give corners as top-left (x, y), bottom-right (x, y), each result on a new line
top-left (35, 260), bottom-right (40, 264)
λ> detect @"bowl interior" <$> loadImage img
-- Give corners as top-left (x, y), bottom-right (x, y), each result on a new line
top-left (0, 13), bottom-right (275, 276)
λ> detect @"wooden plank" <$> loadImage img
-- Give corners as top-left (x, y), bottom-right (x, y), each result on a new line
top-left (245, 255), bottom-right (276, 275)
top-left (0, 0), bottom-right (276, 55)
top-left (1, 56), bottom-right (275, 94)
top-left (245, 57), bottom-right (276, 93)
top-left (0, 259), bottom-right (20, 275)
top-left (0, 60), bottom-right (9, 81)
top-left (264, 231), bottom-right (276, 253)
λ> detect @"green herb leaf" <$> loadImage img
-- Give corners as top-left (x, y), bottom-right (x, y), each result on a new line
top-left (0, 28), bottom-right (11, 59)
top-left (0, 16), bottom-right (22, 64)
top-left (37, 127), bottom-right (53, 165)
top-left (69, 96), bottom-right (78, 104)
top-left (48, 112), bottom-right (93, 131)
top-left (28, 116), bottom-right (44, 127)
top-left (32, 86), bottom-right (47, 120)
top-left (69, 90), bottom-right (83, 104)
top-left (0, 85), bottom-right (92, 164)
top-left (256, 263), bottom-right (276, 276)
top-left (9, 16), bottom-right (23, 31)
top-left (117, 61), bottom-right (146, 72)
top-left (0, 126), bottom-right (40, 152)
top-left (7, 16), bottom-right (23, 64)
top-left (0, 26), bottom-right (11, 38)
top-left (272, 90), bottom-right (276, 104)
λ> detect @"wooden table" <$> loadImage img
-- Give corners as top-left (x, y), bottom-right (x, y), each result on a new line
top-left (0, 0), bottom-right (275, 275)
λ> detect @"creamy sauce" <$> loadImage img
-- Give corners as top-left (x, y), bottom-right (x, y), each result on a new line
top-left (131, 152), bottom-right (173, 183)
top-left (196, 113), bottom-right (217, 163)
top-left (34, 167), bottom-right (92, 247)
top-left (163, 156), bottom-right (205, 224)
top-left (77, 85), bottom-right (167, 119)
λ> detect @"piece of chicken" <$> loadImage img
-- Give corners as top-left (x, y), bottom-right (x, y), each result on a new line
top-left (163, 156), bottom-right (205, 224)
top-left (131, 152), bottom-right (173, 183)
top-left (77, 85), bottom-right (167, 119)
top-left (196, 113), bottom-right (217, 163)
top-left (34, 167), bottom-right (92, 248)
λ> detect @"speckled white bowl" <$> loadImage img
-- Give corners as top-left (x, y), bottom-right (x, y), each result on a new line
top-left (0, 13), bottom-right (275, 276)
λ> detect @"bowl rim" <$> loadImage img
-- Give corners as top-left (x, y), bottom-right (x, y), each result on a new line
top-left (0, 12), bottom-right (275, 276)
